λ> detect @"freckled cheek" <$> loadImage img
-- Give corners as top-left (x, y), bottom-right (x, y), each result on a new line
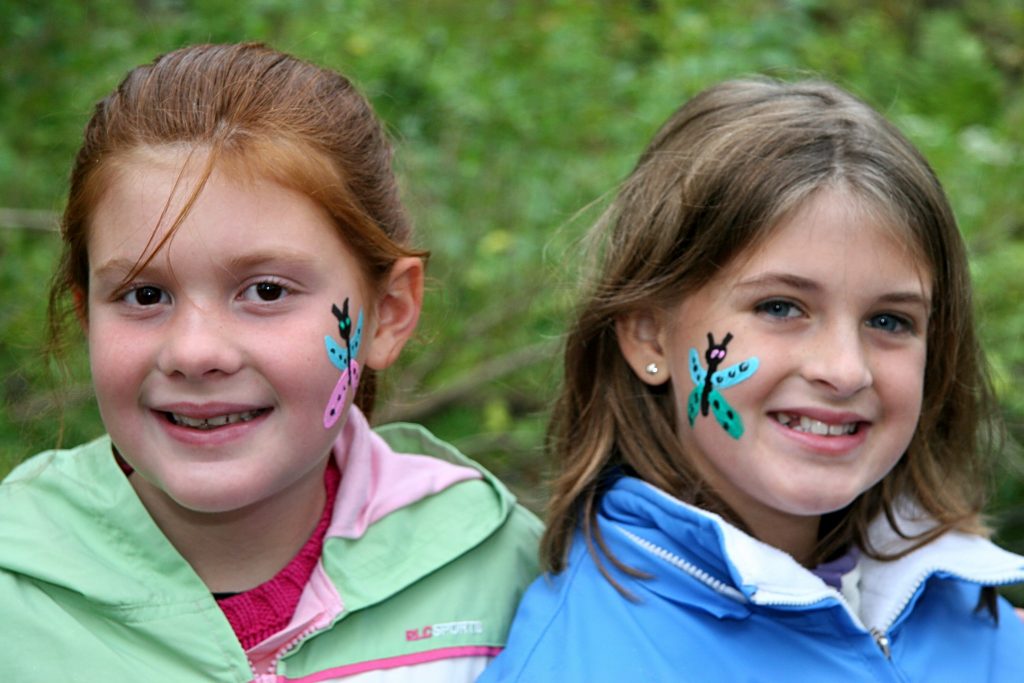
top-left (269, 338), bottom-right (333, 384)
top-left (88, 325), bottom-right (151, 383)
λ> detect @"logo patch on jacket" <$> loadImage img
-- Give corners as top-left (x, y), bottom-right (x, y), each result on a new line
top-left (405, 620), bottom-right (484, 641)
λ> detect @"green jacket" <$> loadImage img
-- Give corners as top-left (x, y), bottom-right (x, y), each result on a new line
top-left (0, 419), bottom-right (542, 682)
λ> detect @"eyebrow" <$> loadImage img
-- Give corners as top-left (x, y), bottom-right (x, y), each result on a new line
top-left (223, 249), bottom-right (320, 272)
top-left (92, 249), bottom-right (320, 281)
top-left (92, 257), bottom-right (143, 281)
top-left (736, 272), bottom-right (932, 308)
top-left (736, 273), bottom-right (820, 293)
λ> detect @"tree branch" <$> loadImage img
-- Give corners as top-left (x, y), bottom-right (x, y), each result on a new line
top-left (0, 208), bottom-right (59, 232)
top-left (376, 338), bottom-right (559, 424)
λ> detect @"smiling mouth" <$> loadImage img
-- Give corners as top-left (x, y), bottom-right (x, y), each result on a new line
top-left (772, 412), bottom-right (860, 436)
top-left (165, 409), bottom-right (268, 430)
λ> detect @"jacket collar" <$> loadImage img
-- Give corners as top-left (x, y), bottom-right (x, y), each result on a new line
top-left (600, 477), bottom-right (1024, 631)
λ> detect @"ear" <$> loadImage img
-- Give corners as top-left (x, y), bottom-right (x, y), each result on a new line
top-left (73, 286), bottom-right (88, 331)
top-left (364, 257), bottom-right (424, 370)
top-left (615, 310), bottom-right (671, 386)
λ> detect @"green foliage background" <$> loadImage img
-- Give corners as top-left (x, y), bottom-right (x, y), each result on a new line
top-left (2, 0), bottom-right (1022, 590)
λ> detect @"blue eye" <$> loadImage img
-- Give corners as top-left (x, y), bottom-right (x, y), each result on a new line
top-left (755, 299), bottom-right (801, 318)
top-left (868, 313), bottom-right (912, 334)
top-left (123, 286), bottom-right (168, 306)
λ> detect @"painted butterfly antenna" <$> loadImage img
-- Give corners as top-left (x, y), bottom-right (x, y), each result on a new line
top-left (333, 300), bottom-right (353, 343)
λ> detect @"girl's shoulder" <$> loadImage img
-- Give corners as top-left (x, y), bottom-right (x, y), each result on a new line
top-left (0, 435), bottom-right (124, 514)
top-left (330, 419), bottom-right (542, 587)
top-left (2, 434), bottom-right (114, 485)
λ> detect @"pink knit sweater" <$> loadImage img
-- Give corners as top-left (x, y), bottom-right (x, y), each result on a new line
top-left (215, 460), bottom-right (342, 650)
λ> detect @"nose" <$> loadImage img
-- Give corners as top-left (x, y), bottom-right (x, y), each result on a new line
top-left (156, 301), bottom-right (244, 380)
top-left (800, 323), bottom-right (873, 398)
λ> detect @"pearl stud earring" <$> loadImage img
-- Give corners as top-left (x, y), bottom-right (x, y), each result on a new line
top-left (644, 362), bottom-right (659, 375)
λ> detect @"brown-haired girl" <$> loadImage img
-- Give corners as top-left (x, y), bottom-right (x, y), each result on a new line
top-left (481, 78), bottom-right (1024, 681)
top-left (0, 43), bottom-right (539, 682)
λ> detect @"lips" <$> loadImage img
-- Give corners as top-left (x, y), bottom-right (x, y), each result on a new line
top-left (771, 412), bottom-right (861, 436)
top-left (163, 408), bottom-right (269, 430)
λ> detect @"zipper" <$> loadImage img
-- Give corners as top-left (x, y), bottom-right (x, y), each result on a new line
top-left (878, 566), bottom-right (1023, 637)
top-left (253, 622), bottom-right (323, 679)
top-left (864, 566), bottom-right (1024, 665)
top-left (869, 628), bottom-right (892, 659)
top-left (620, 524), bottom-right (908, 664)
top-left (617, 526), bottom-right (748, 603)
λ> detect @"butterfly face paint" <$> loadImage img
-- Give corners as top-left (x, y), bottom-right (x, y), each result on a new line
top-left (686, 332), bottom-right (759, 439)
top-left (323, 297), bottom-right (364, 428)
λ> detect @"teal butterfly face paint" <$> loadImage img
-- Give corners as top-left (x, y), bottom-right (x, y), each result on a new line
top-left (687, 332), bottom-right (759, 439)
top-left (323, 297), bottom-right (364, 428)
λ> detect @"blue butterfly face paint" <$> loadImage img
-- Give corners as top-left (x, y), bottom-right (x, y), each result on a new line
top-left (687, 332), bottom-right (759, 439)
top-left (323, 297), bottom-right (364, 429)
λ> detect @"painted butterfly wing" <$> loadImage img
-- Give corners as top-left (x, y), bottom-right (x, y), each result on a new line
top-left (324, 335), bottom-right (350, 371)
top-left (324, 309), bottom-right (364, 372)
top-left (349, 309), bottom-right (364, 359)
top-left (688, 348), bottom-right (707, 385)
top-left (322, 363), bottom-right (360, 429)
top-left (707, 388), bottom-right (743, 439)
top-left (687, 385), bottom-right (701, 427)
top-left (710, 357), bottom-right (759, 390)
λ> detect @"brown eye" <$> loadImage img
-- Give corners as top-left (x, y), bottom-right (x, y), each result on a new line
top-left (255, 282), bottom-right (283, 301)
top-left (242, 281), bottom-right (289, 302)
top-left (126, 286), bottom-right (166, 306)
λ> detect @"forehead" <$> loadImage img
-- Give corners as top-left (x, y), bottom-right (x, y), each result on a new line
top-left (86, 148), bottom-right (357, 284)
top-left (734, 189), bottom-right (932, 286)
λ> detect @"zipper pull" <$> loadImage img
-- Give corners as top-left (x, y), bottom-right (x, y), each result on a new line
top-left (870, 628), bottom-right (892, 659)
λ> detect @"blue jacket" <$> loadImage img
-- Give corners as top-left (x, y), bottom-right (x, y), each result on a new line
top-left (480, 476), bottom-right (1024, 682)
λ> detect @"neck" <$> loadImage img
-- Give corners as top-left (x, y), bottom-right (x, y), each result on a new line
top-left (744, 511), bottom-right (820, 567)
top-left (130, 460), bottom-right (330, 594)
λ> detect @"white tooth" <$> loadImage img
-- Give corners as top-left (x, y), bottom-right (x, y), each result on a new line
top-left (783, 413), bottom-right (859, 436)
top-left (174, 415), bottom-right (205, 428)
top-left (170, 409), bottom-right (263, 430)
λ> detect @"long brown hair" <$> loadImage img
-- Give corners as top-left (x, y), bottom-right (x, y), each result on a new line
top-left (543, 78), bottom-right (998, 576)
top-left (48, 42), bottom-right (427, 418)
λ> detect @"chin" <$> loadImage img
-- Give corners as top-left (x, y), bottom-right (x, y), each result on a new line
top-left (155, 474), bottom-right (268, 516)
top-left (780, 492), bottom-right (861, 519)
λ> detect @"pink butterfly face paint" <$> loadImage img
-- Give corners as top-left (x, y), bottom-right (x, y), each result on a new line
top-left (323, 297), bottom-right (364, 428)
top-left (686, 331), bottom-right (759, 439)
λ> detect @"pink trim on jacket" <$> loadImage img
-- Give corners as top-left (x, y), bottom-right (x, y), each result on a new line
top-left (245, 408), bottom-right (483, 675)
top-left (327, 409), bottom-right (482, 539)
top-left (280, 646), bottom-right (503, 682)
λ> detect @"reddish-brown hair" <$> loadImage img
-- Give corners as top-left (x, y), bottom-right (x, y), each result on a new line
top-left (48, 42), bottom-right (426, 417)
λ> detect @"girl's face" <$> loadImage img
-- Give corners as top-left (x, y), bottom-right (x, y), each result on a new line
top-left (84, 150), bottom-right (414, 517)
top-left (620, 189), bottom-right (931, 561)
